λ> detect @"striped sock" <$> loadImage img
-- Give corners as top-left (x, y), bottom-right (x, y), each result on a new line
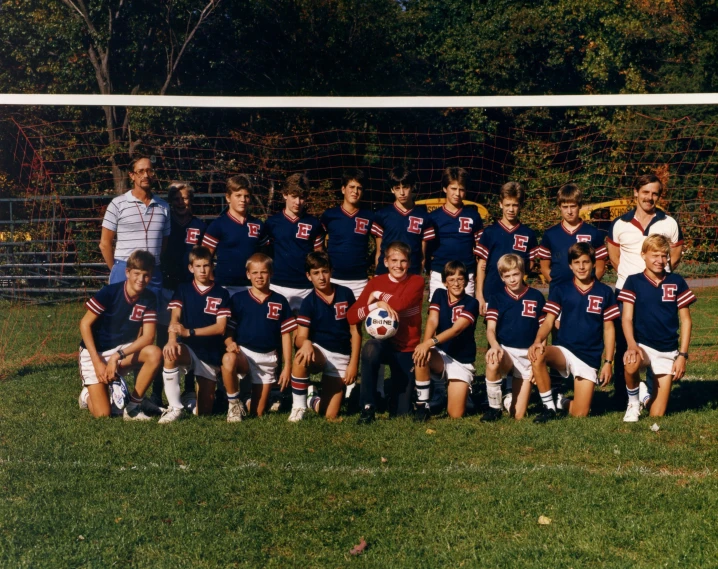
top-left (485, 379), bottom-right (503, 410)
top-left (291, 376), bottom-right (309, 409)
top-left (309, 396), bottom-right (321, 413)
top-left (539, 390), bottom-right (556, 411)
top-left (227, 391), bottom-right (240, 401)
top-left (127, 393), bottom-right (143, 409)
top-left (162, 367), bottom-right (183, 409)
top-left (415, 380), bottom-right (431, 404)
top-left (627, 387), bottom-right (640, 404)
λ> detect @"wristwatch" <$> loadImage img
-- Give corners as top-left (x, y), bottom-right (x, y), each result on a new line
top-left (432, 336), bottom-right (439, 346)
top-left (189, 328), bottom-right (196, 337)
top-left (678, 352), bottom-right (689, 359)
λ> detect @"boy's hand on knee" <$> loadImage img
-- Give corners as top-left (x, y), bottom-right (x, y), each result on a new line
top-left (225, 341), bottom-right (240, 354)
top-left (412, 342), bottom-right (431, 367)
top-left (485, 347), bottom-right (504, 365)
top-left (295, 341), bottom-right (315, 367)
top-left (528, 343), bottom-right (544, 363)
top-left (163, 341), bottom-right (182, 360)
top-left (624, 347), bottom-right (640, 365)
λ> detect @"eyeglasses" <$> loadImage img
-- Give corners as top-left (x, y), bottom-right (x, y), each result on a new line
top-left (132, 168), bottom-right (155, 176)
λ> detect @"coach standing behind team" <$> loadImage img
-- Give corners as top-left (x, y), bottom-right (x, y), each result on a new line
top-left (606, 173), bottom-right (683, 403)
top-left (99, 156), bottom-right (171, 296)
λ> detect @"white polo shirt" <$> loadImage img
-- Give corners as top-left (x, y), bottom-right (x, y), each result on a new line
top-left (607, 208), bottom-right (683, 289)
top-left (102, 190), bottom-right (170, 264)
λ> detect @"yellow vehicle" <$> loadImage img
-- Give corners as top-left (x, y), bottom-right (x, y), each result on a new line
top-left (416, 197), bottom-right (489, 220)
top-left (580, 198), bottom-right (663, 233)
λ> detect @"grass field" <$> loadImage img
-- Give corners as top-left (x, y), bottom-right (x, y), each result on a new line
top-left (2, 288), bottom-right (718, 567)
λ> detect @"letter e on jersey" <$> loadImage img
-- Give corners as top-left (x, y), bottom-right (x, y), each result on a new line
top-left (458, 217), bottom-right (473, 233)
top-left (522, 299), bottom-right (538, 318)
top-left (662, 283), bottom-right (678, 302)
top-left (355, 218), bottom-right (369, 235)
top-left (513, 234), bottom-right (529, 252)
top-left (451, 306), bottom-right (463, 323)
top-left (186, 227), bottom-right (201, 244)
top-left (335, 301), bottom-right (348, 319)
top-left (267, 302), bottom-right (282, 320)
top-left (205, 297), bottom-right (221, 315)
top-left (248, 223), bottom-right (260, 238)
top-left (130, 304), bottom-right (147, 322)
top-left (407, 216), bottom-right (423, 234)
top-left (296, 223), bottom-right (312, 240)
top-left (587, 295), bottom-right (603, 314)
top-left (576, 234), bottom-right (591, 243)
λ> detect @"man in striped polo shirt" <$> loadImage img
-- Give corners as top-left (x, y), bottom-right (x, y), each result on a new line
top-left (99, 156), bottom-right (171, 296)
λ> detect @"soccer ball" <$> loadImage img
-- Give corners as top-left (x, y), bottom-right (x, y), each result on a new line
top-left (364, 308), bottom-right (399, 340)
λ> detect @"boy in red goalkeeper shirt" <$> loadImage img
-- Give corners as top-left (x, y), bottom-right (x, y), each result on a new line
top-left (347, 241), bottom-right (426, 423)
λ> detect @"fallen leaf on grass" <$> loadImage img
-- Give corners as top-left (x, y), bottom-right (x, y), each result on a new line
top-left (651, 423), bottom-right (660, 432)
top-left (350, 538), bottom-right (368, 556)
top-left (114, 518), bottom-right (122, 524)
top-left (426, 429), bottom-right (436, 435)
top-left (163, 518), bottom-right (173, 525)
top-left (77, 535), bottom-right (85, 541)
top-left (538, 516), bottom-right (552, 525)
top-left (381, 457), bottom-right (388, 463)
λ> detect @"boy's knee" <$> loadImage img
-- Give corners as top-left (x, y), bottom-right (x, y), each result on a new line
top-left (222, 352), bottom-right (237, 369)
top-left (143, 345), bottom-right (162, 366)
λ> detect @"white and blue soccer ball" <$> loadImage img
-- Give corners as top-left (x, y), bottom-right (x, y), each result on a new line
top-left (364, 308), bottom-right (399, 340)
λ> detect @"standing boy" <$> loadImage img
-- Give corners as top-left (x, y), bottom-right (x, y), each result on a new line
top-left (78, 250), bottom-right (162, 420)
top-left (160, 246), bottom-right (231, 423)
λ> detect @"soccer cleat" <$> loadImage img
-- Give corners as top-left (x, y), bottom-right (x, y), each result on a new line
top-left (227, 399), bottom-right (247, 423)
top-left (288, 407), bottom-right (307, 423)
top-left (638, 381), bottom-right (650, 409)
top-left (502, 392), bottom-right (513, 413)
top-left (358, 405), bottom-right (376, 425)
top-left (78, 387), bottom-right (89, 410)
top-left (307, 384), bottom-right (318, 401)
top-left (140, 396), bottom-right (165, 416)
top-left (181, 391), bottom-right (197, 414)
top-left (158, 406), bottom-right (187, 424)
top-left (123, 404), bottom-right (153, 421)
top-left (413, 403), bottom-right (431, 423)
top-left (110, 376), bottom-right (130, 410)
top-left (557, 394), bottom-right (572, 412)
top-left (623, 402), bottom-right (641, 423)
top-left (533, 408), bottom-right (559, 424)
top-left (480, 407), bottom-right (503, 422)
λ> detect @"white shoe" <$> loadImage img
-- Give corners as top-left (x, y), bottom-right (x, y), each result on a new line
top-left (269, 393), bottom-right (282, 412)
top-left (123, 404), bottom-right (153, 421)
top-left (502, 393), bottom-right (513, 413)
top-left (181, 391), bottom-right (197, 413)
top-left (158, 406), bottom-right (186, 424)
top-left (288, 407), bottom-right (307, 423)
top-left (78, 387), bottom-right (89, 409)
top-left (639, 381), bottom-right (650, 409)
top-left (140, 397), bottom-right (165, 416)
top-left (227, 399), bottom-right (247, 423)
top-left (623, 402), bottom-right (641, 423)
top-left (307, 384), bottom-right (318, 400)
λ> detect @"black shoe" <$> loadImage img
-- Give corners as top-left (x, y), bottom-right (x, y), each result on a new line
top-left (358, 405), bottom-right (376, 425)
top-left (413, 403), bottom-right (430, 422)
top-left (480, 407), bottom-right (503, 422)
top-left (533, 408), bottom-right (559, 424)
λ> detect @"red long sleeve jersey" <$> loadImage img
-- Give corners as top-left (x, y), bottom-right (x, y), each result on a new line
top-left (347, 274), bottom-right (425, 352)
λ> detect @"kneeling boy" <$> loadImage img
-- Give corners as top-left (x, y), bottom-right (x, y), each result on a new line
top-left (78, 250), bottom-right (162, 419)
top-left (413, 261), bottom-right (480, 419)
top-left (618, 234), bottom-right (695, 421)
top-left (529, 242), bottom-right (620, 422)
top-left (221, 253), bottom-right (296, 420)
top-left (483, 254), bottom-right (546, 420)
top-left (160, 245), bottom-right (231, 423)
top-left (290, 251), bottom-right (362, 421)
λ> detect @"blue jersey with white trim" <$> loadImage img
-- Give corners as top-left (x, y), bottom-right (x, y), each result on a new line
top-left (266, 211), bottom-right (325, 288)
top-left (476, 221), bottom-right (538, 298)
top-left (161, 216), bottom-right (207, 291)
top-left (428, 205), bottom-right (483, 272)
top-left (486, 286), bottom-right (546, 349)
top-left (618, 272), bottom-right (696, 352)
top-left (536, 221), bottom-right (607, 290)
top-left (81, 282), bottom-right (158, 352)
top-left (168, 281), bottom-right (231, 366)
top-left (296, 284), bottom-right (356, 355)
top-left (202, 212), bottom-right (268, 287)
top-left (373, 203), bottom-right (434, 275)
top-left (428, 289), bottom-right (479, 364)
top-left (228, 289), bottom-right (297, 353)
top-left (544, 280), bottom-right (619, 369)
top-left (320, 206), bottom-right (375, 280)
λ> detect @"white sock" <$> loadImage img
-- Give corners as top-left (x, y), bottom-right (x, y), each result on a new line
top-left (162, 367), bottom-right (183, 409)
top-left (486, 379), bottom-right (503, 409)
top-left (540, 390), bottom-right (556, 411)
top-left (415, 380), bottom-right (430, 404)
top-left (627, 387), bottom-right (640, 405)
top-left (291, 375), bottom-right (309, 409)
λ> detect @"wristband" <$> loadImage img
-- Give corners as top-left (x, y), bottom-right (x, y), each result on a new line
top-left (117, 349), bottom-right (126, 360)
top-left (678, 352), bottom-right (689, 360)
top-left (603, 359), bottom-right (613, 366)
top-left (189, 328), bottom-right (196, 337)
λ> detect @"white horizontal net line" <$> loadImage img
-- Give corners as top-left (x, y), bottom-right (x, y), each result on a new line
top-left (2, 93), bottom-right (718, 108)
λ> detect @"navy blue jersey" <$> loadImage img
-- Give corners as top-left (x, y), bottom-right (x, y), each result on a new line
top-left (618, 272), bottom-right (696, 352)
top-left (265, 211), bottom-right (324, 288)
top-left (202, 212), bottom-right (269, 287)
top-left (320, 206), bottom-right (375, 280)
top-left (486, 286), bottom-right (546, 349)
top-left (428, 288), bottom-right (480, 364)
top-left (228, 289), bottom-right (297, 353)
top-left (81, 282), bottom-right (158, 352)
top-left (373, 204), bottom-right (434, 275)
top-left (161, 216), bottom-right (207, 291)
top-left (428, 205), bottom-right (484, 272)
top-left (477, 221), bottom-right (539, 298)
top-left (544, 280), bottom-right (620, 369)
top-left (536, 221), bottom-right (607, 290)
top-left (296, 284), bottom-right (356, 355)
top-left (168, 281), bottom-right (232, 366)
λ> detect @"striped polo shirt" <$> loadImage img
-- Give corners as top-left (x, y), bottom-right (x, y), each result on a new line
top-left (102, 190), bottom-right (171, 265)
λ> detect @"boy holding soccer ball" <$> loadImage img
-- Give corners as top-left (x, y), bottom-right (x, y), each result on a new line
top-left (413, 261), bottom-right (480, 418)
top-left (347, 241), bottom-right (426, 423)
top-left (290, 252), bottom-right (362, 421)
top-left (618, 234), bottom-right (695, 421)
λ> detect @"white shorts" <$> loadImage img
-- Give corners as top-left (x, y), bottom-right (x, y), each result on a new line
top-left (639, 343), bottom-right (679, 376)
top-left (269, 284), bottom-right (312, 312)
top-left (314, 343), bottom-right (351, 378)
top-left (429, 271), bottom-right (476, 299)
top-left (223, 285), bottom-right (250, 297)
top-left (501, 345), bottom-right (533, 380)
top-left (430, 349), bottom-right (475, 385)
top-left (240, 346), bottom-right (278, 385)
top-left (555, 346), bottom-right (598, 384)
top-left (158, 288), bottom-right (174, 326)
top-left (180, 344), bottom-right (219, 382)
top-left (78, 342), bottom-right (132, 386)
top-left (331, 278), bottom-right (368, 300)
